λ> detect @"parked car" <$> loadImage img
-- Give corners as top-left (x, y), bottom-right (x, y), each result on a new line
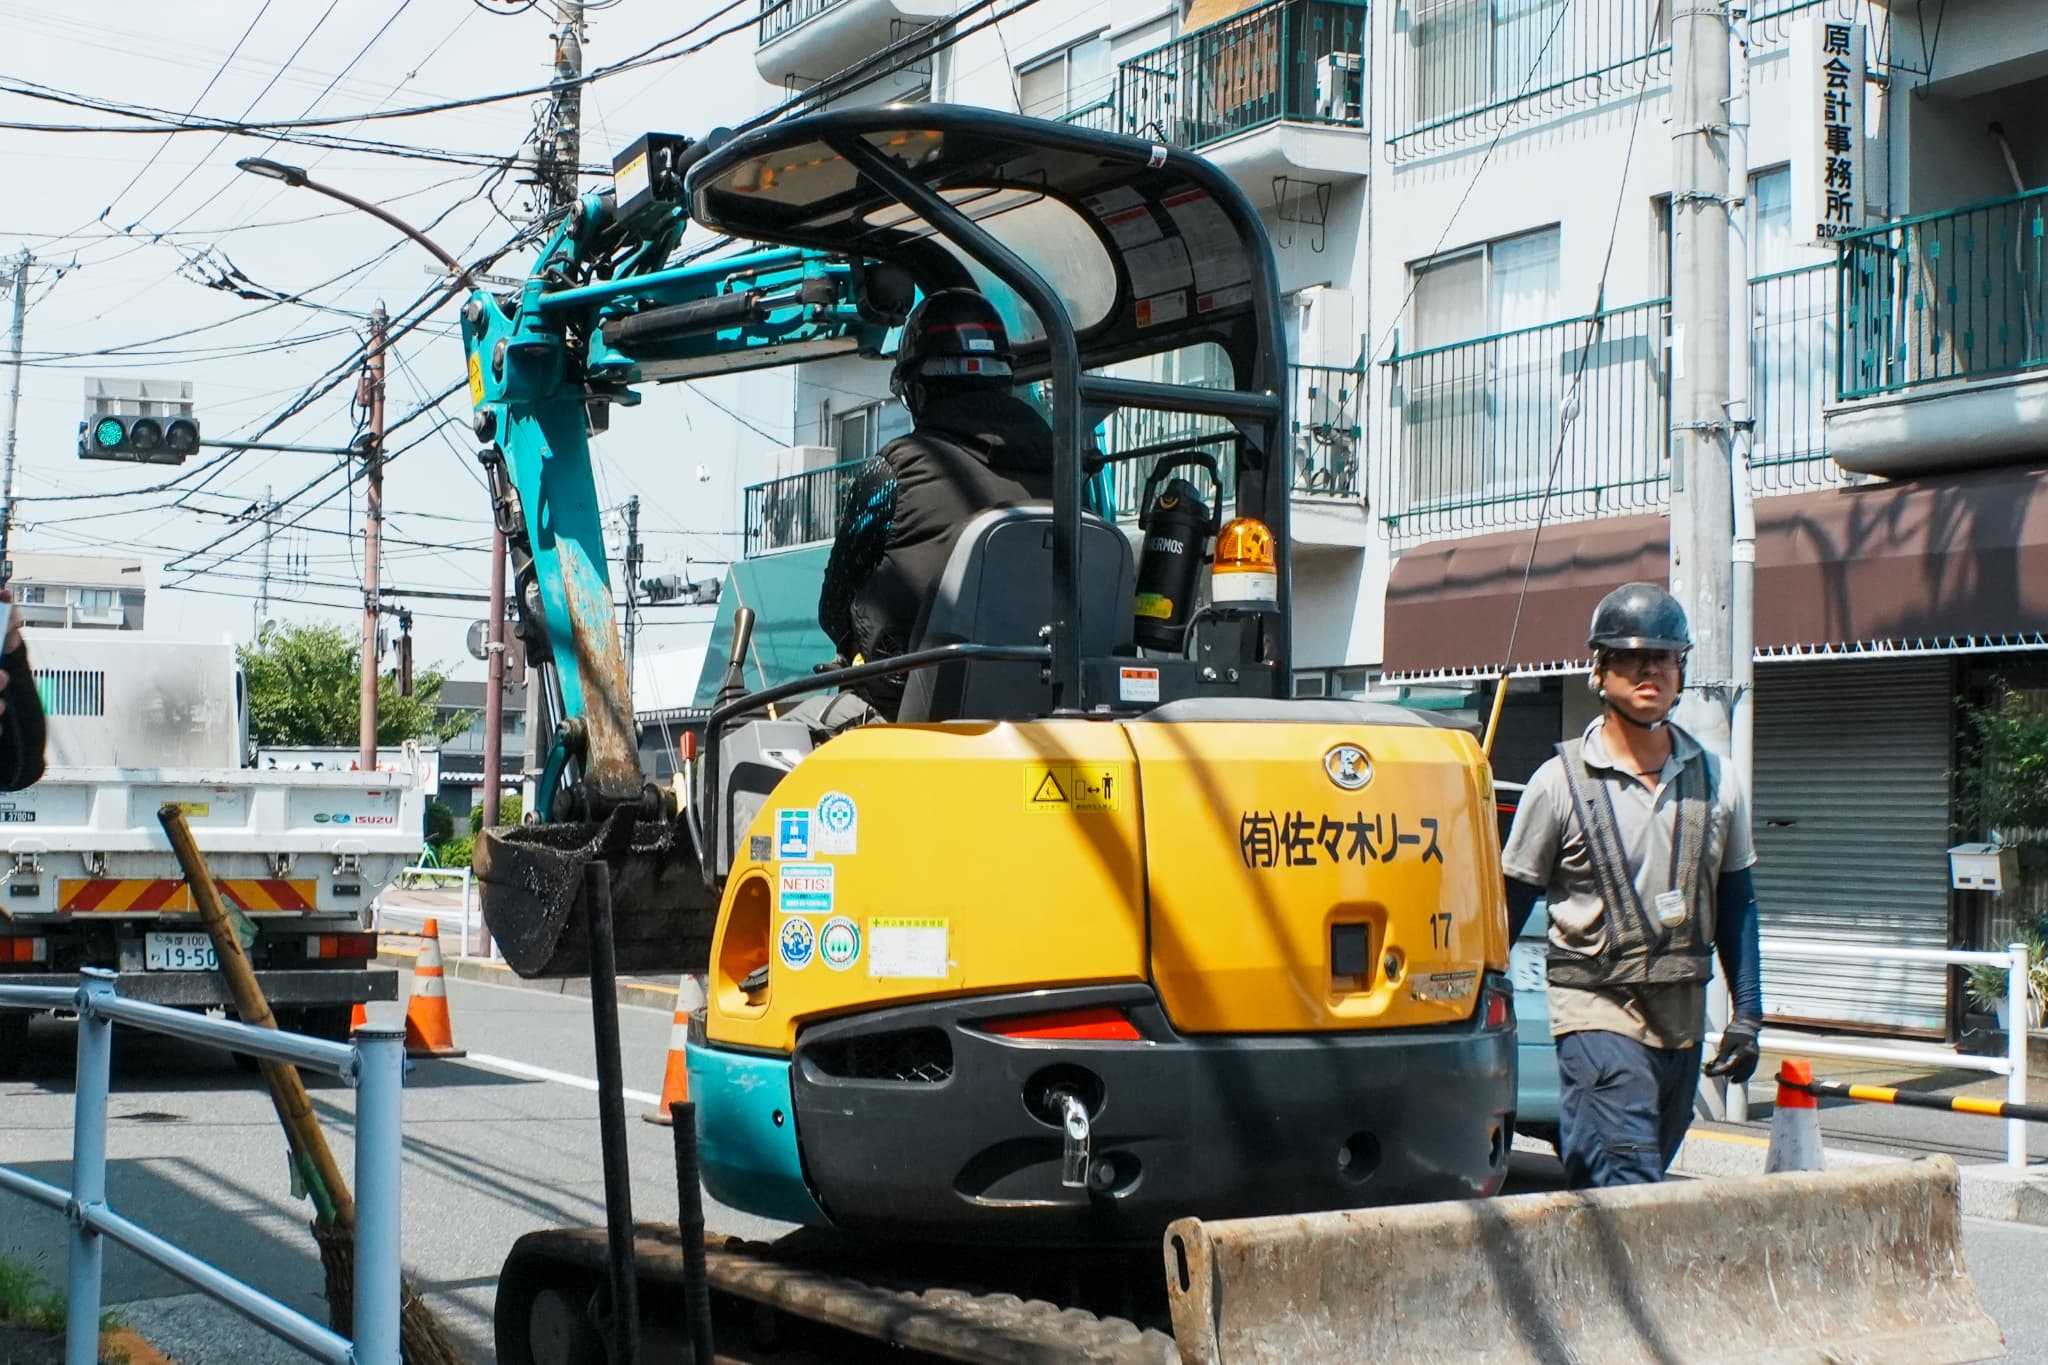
top-left (1497, 780), bottom-right (1559, 1148)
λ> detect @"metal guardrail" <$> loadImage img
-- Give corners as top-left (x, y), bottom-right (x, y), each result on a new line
top-left (1709, 939), bottom-right (2033, 1167)
top-left (385, 864), bottom-right (493, 962)
top-left (1385, 0), bottom-right (1859, 160)
top-left (1840, 185), bottom-right (2048, 400)
top-left (742, 457), bottom-right (867, 557)
top-left (757, 0), bottom-right (839, 46)
top-left (1111, 0), bottom-right (1368, 152)
top-left (0, 970), bottom-right (404, 1364)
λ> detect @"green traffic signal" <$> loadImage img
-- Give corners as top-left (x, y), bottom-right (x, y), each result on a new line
top-left (93, 417), bottom-right (125, 449)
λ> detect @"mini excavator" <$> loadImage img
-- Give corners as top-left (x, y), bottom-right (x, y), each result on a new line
top-left (464, 104), bottom-right (1518, 1364)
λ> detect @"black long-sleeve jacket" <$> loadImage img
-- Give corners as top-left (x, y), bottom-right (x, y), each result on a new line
top-left (0, 643), bottom-right (48, 791)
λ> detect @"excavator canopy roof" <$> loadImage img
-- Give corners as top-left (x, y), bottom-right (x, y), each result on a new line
top-left (685, 106), bottom-right (1278, 388)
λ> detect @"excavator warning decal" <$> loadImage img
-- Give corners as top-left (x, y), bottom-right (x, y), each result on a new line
top-left (1022, 765), bottom-right (1124, 814)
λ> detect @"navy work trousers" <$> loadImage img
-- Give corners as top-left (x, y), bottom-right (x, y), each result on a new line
top-left (1555, 1030), bottom-right (1703, 1189)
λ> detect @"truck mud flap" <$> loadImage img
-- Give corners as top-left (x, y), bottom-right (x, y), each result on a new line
top-left (1165, 1156), bottom-right (2003, 1365)
top-left (477, 821), bottom-right (714, 979)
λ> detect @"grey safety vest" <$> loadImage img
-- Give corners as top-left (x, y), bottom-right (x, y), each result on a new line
top-left (1548, 737), bottom-right (1715, 988)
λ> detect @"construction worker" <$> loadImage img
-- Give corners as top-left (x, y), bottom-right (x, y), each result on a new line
top-left (0, 589), bottom-right (44, 791)
top-left (816, 287), bottom-right (1054, 719)
top-left (1499, 582), bottom-right (1764, 1188)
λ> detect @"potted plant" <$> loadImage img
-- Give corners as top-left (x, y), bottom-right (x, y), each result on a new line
top-left (1966, 926), bottom-right (2048, 1031)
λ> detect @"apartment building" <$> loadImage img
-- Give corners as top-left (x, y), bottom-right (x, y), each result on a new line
top-left (732, 0), bottom-right (2048, 1036)
top-left (6, 551), bottom-right (146, 631)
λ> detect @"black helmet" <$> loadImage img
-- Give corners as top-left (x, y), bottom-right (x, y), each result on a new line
top-left (890, 288), bottom-right (1013, 406)
top-left (1587, 581), bottom-right (1691, 653)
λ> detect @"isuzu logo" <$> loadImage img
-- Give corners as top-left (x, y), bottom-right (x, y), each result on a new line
top-left (1324, 744), bottom-right (1372, 790)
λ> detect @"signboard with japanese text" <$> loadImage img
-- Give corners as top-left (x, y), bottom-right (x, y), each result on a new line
top-left (1792, 18), bottom-right (1867, 245)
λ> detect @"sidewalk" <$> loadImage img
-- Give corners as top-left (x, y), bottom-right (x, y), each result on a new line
top-left (1667, 1044), bottom-right (2048, 1224)
top-left (374, 927), bottom-right (682, 1014)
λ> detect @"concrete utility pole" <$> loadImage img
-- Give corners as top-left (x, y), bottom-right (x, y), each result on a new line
top-left (623, 495), bottom-right (641, 686)
top-left (1668, 0), bottom-right (1736, 759)
top-left (483, 520), bottom-right (508, 827)
top-left (0, 251), bottom-right (31, 584)
top-left (359, 304), bottom-right (388, 772)
top-left (255, 484), bottom-right (274, 637)
top-left (522, 0), bottom-right (586, 811)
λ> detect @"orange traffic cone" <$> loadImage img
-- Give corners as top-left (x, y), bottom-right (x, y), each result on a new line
top-left (349, 1002), bottom-right (368, 1035)
top-left (403, 917), bottom-right (465, 1059)
top-left (1765, 1059), bottom-right (1824, 1173)
top-left (645, 973), bottom-right (706, 1126)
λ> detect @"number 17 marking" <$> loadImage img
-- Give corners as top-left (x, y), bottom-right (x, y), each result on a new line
top-left (1430, 912), bottom-right (1453, 949)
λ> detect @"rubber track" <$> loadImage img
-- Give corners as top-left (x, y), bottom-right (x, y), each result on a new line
top-left (510, 1224), bottom-right (1178, 1364)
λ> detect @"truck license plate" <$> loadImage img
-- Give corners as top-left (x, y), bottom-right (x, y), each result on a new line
top-left (145, 932), bottom-right (218, 972)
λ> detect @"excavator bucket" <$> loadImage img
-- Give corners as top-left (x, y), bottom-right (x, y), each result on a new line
top-left (1165, 1156), bottom-right (2001, 1365)
top-left (475, 819), bottom-right (715, 978)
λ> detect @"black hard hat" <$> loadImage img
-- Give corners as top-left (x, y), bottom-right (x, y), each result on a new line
top-left (1587, 581), bottom-right (1691, 653)
top-left (890, 288), bottom-right (1013, 402)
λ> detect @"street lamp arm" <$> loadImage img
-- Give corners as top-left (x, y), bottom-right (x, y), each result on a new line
top-left (235, 159), bottom-right (470, 283)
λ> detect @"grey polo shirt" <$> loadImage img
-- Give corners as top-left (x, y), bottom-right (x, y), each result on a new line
top-left (1500, 717), bottom-right (1755, 1049)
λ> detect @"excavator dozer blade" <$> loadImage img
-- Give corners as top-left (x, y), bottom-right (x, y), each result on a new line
top-left (476, 820), bottom-right (715, 979)
top-left (1165, 1156), bottom-right (2002, 1365)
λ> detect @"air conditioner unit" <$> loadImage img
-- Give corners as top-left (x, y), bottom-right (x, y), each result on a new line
top-left (1314, 52), bottom-right (1365, 124)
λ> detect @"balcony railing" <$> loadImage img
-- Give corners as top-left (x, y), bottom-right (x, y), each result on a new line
top-left (1376, 298), bottom-right (1671, 538)
top-left (743, 458), bottom-right (866, 558)
top-left (1840, 186), bottom-right (2048, 401)
top-left (759, 0), bottom-right (839, 46)
top-left (1749, 263), bottom-right (1845, 491)
top-left (1386, 0), bottom-right (1858, 160)
top-left (1377, 275), bottom-right (1845, 537)
top-left (1092, 364), bottom-right (1363, 519)
top-left (1110, 0), bottom-right (1369, 153)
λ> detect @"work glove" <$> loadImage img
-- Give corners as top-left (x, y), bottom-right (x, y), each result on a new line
top-left (1703, 1019), bottom-right (1761, 1084)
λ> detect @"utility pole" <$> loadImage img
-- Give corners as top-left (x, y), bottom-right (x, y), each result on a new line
top-left (254, 484), bottom-right (274, 637)
top-left (483, 513), bottom-right (508, 827)
top-left (521, 0), bottom-right (585, 811)
top-left (623, 495), bottom-right (641, 686)
top-left (0, 251), bottom-right (31, 584)
top-left (1669, 0), bottom-right (1735, 759)
top-left (359, 303), bottom-right (388, 773)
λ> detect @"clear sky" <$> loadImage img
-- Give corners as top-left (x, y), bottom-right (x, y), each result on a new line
top-left (0, 0), bottom-right (792, 713)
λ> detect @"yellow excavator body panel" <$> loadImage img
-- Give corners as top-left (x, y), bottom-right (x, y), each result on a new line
top-left (702, 712), bottom-right (1507, 1052)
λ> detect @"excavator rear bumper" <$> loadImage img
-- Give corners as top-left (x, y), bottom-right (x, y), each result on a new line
top-left (693, 981), bottom-right (1515, 1245)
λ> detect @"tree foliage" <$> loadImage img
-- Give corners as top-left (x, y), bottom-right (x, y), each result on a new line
top-left (240, 621), bottom-right (473, 749)
top-left (471, 792), bottom-right (522, 834)
top-left (1957, 685), bottom-right (2048, 846)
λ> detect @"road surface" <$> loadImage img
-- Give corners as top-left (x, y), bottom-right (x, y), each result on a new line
top-left (3, 973), bottom-right (2042, 1363)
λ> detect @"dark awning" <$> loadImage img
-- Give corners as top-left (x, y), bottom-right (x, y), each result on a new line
top-left (1382, 466), bottom-right (2048, 678)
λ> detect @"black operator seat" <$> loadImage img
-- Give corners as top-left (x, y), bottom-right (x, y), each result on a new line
top-left (896, 503), bottom-right (1135, 724)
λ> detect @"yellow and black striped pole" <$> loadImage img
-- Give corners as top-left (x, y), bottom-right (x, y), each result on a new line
top-left (1782, 1073), bottom-right (2048, 1126)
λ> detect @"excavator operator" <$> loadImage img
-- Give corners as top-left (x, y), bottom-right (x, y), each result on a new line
top-left (815, 288), bottom-right (1055, 720)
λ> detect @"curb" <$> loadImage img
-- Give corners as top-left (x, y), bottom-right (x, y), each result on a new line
top-left (1671, 1126), bottom-right (2048, 1226)
top-left (376, 940), bottom-right (679, 1013)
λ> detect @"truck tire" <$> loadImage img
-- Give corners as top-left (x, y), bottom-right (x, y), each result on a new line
top-left (296, 1005), bottom-right (356, 1045)
top-left (0, 1009), bottom-right (28, 1079)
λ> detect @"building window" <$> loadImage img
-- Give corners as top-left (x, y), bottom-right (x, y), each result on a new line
top-left (14, 585), bottom-right (43, 605)
top-left (833, 404), bottom-right (879, 463)
top-left (1411, 0), bottom-right (1567, 128)
top-left (1019, 32), bottom-right (1113, 121)
top-left (73, 588), bottom-right (116, 616)
top-left (1402, 227), bottom-right (1563, 510)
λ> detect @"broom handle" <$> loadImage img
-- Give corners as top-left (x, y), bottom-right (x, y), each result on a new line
top-left (159, 804), bottom-right (357, 1227)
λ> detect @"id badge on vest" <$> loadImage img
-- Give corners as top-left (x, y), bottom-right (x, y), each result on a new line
top-left (1654, 888), bottom-right (1687, 929)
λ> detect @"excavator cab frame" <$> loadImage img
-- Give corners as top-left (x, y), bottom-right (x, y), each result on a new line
top-left (677, 106), bottom-right (1298, 878)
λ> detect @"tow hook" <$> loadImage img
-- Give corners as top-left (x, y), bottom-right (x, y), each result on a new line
top-left (1054, 1090), bottom-right (1091, 1189)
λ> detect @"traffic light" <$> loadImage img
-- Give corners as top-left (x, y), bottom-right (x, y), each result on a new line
top-left (81, 413), bottom-right (200, 464)
top-left (79, 377), bottom-right (200, 466)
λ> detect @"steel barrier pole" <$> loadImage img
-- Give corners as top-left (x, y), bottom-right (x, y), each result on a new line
top-left (353, 1027), bottom-right (405, 1363)
top-left (2008, 944), bottom-right (2028, 1168)
top-left (65, 972), bottom-right (115, 1365)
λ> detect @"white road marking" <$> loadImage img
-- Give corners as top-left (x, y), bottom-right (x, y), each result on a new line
top-left (466, 1052), bottom-right (663, 1105)
top-left (445, 972), bottom-right (676, 1015)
